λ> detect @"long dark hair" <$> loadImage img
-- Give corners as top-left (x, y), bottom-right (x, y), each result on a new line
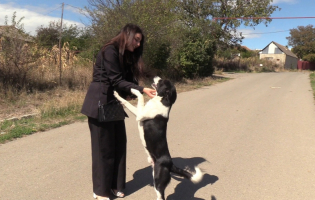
top-left (102, 23), bottom-right (145, 79)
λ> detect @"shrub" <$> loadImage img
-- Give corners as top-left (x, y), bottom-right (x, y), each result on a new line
top-left (241, 50), bottom-right (257, 58)
top-left (213, 56), bottom-right (281, 72)
top-left (175, 30), bottom-right (216, 79)
top-left (303, 54), bottom-right (315, 62)
top-left (144, 42), bottom-right (171, 73)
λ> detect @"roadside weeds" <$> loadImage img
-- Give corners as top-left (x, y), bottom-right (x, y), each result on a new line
top-left (0, 76), bottom-right (228, 144)
top-left (2, 71), bottom-right (314, 144)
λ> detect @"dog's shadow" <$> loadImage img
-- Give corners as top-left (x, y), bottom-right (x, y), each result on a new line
top-left (125, 157), bottom-right (218, 200)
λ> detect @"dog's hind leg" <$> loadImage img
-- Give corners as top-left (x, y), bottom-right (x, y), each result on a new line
top-left (153, 165), bottom-right (171, 200)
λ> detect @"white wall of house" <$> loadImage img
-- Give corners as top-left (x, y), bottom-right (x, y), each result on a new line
top-left (268, 43), bottom-right (276, 54)
top-left (261, 42), bottom-right (284, 55)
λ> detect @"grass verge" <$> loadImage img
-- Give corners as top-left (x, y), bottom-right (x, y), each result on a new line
top-left (0, 76), bottom-right (228, 144)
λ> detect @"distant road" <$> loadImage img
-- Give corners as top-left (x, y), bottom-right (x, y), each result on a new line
top-left (1, 72), bottom-right (315, 200)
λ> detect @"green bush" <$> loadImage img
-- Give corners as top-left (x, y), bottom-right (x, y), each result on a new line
top-left (176, 31), bottom-right (216, 79)
top-left (144, 42), bottom-right (170, 71)
top-left (303, 54), bottom-right (315, 62)
top-left (241, 50), bottom-right (257, 58)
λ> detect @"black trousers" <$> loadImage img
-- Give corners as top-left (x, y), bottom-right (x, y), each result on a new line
top-left (88, 117), bottom-right (127, 197)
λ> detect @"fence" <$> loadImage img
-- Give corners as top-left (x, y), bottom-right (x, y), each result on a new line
top-left (297, 61), bottom-right (315, 70)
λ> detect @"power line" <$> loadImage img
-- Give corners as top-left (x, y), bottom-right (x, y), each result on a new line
top-left (65, 4), bottom-right (82, 10)
top-left (213, 16), bottom-right (315, 21)
top-left (44, 4), bottom-right (63, 15)
top-left (64, 3), bottom-right (84, 12)
top-left (242, 30), bottom-right (290, 35)
top-left (41, 3), bottom-right (83, 17)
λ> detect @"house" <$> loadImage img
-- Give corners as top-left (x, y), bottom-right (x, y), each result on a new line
top-left (0, 25), bottom-right (33, 51)
top-left (240, 46), bottom-right (251, 51)
top-left (260, 41), bottom-right (298, 69)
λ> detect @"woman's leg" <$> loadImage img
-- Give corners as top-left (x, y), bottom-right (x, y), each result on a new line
top-left (88, 117), bottom-right (117, 197)
top-left (111, 120), bottom-right (127, 191)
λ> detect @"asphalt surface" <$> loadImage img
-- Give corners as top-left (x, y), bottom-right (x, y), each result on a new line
top-left (1, 72), bottom-right (315, 200)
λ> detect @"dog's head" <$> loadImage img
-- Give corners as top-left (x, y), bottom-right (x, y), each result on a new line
top-left (151, 76), bottom-right (177, 107)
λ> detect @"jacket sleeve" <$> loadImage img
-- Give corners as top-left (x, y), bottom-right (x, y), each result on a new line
top-left (103, 45), bottom-right (144, 93)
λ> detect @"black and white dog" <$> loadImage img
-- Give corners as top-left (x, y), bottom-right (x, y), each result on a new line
top-left (114, 76), bottom-right (203, 200)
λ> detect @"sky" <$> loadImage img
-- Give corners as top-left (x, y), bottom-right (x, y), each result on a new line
top-left (0, 0), bottom-right (314, 51)
top-left (239, 0), bottom-right (315, 50)
top-left (0, 0), bottom-right (89, 34)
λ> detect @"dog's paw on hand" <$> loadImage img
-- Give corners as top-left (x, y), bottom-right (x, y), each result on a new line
top-left (113, 91), bottom-right (120, 98)
top-left (114, 91), bottom-right (125, 103)
top-left (131, 89), bottom-right (142, 97)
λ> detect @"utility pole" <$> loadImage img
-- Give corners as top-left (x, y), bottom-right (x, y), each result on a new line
top-left (59, 2), bottom-right (64, 86)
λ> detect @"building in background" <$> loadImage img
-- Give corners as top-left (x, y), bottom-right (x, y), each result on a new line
top-left (0, 25), bottom-right (33, 51)
top-left (259, 41), bottom-right (298, 69)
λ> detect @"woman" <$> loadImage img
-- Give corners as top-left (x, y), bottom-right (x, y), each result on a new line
top-left (81, 24), bottom-right (156, 200)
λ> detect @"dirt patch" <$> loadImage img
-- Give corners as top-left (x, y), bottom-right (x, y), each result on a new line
top-left (0, 98), bottom-right (40, 121)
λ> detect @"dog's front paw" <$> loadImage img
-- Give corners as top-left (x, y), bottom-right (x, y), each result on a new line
top-left (114, 91), bottom-right (126, 104)
top-left (136, 115), bottom-right (142, 121)
top-left (113, 91), bottom-right (120, 99)
top-left (131, 88), bottom-right (142, 97)
top-left (147, 156), bottom-right (154, 165)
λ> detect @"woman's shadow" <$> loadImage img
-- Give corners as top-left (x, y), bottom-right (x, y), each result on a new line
top-left (125, 157), bottom-right (218, 200)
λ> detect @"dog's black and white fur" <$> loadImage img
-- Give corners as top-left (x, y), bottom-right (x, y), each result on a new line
top-left (114, 76), bottom-right (203, 200)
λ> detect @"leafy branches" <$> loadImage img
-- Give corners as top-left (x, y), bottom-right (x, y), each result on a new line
top-left (210, 0), bottom-right (280, 47)
top-left (287, 25), bottom-right (315, 60)
top-left (83, 0), bottom-right (280, 78)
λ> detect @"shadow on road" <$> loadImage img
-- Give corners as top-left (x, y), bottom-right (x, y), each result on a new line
top-left (125, 157), bottom-right (218, 200)
top-left (125, 165), bottom-right (153, 196)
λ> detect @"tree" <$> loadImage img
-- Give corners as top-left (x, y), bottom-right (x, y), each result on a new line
top-left (84, 0), bottom-right (279, 78)
top-left (0, 12), bottom-right (42, 92)
top-left (303, 54), bottom-right (315, 62)
top-left (36, 22), bottom-right (92, 52)
top-left (35, 21), bottom-right (60, 49)
top-left (286, 25), bottom-right (315, 59)
top-left (177, 0), bottom-right (280, 48)
top-left (85, 0), bottom-right (179, 72)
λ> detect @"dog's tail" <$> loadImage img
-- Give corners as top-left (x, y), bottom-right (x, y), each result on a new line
top-left (170, 165), bottom-right (203, 183)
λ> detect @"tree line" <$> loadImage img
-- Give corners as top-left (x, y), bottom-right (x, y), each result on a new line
top-left (32, 0), bottom-right (283, 78)
top-left (83, 0), bottom-right (279, 78)
top-left (7, 0), bottom-right (315, 94)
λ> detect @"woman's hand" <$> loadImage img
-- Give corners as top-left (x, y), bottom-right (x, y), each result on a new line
top-left (143, 88), bottom-right (156, 98)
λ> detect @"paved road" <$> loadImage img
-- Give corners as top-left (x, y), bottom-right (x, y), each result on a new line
top-left (1, 72), bottom-right (315, 200)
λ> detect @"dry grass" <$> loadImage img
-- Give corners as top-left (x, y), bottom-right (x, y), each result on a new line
top-left (0, 43), bottom-right (93, 121)
top-left (0, 71), bottom-right (229, 144)
top-left (0, 46), bottom-right (228, 143)
top-left (0, 76), bottom-right (228, 121)
top-left (213, 56), bottom-right (286, 72)
top-left (0, 45), bottom-right (283, 121)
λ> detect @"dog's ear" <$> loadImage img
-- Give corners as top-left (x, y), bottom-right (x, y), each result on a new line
top-left (169, 87), bottom-right (177, 104)
top-left (164, 89), bottom-right (170, 99)
top-left (161, 89), bottom-right (170, 105)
